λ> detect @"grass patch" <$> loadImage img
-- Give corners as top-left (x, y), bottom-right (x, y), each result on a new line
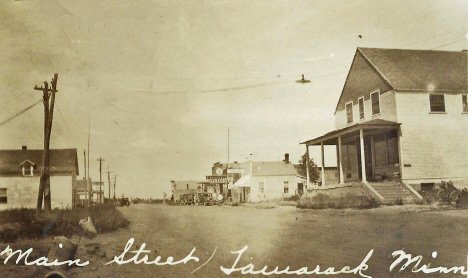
top-left (0, 204), bottom-right (129, 243)
top-left (241, 198), bottom-right (299, 209)
top-left (297, 193), bottom-right (379, 209)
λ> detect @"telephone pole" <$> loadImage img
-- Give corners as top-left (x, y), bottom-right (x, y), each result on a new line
top-left (106, 166), bottom-right (114, 203)
top-left (97, 158), bottom-right (105, 204)
top-left (34, 73), bottom-right (59, 216)
top-left (83, 150), bottom-right (89, 206)
top-left (113, 174), bottom-right (117, 203)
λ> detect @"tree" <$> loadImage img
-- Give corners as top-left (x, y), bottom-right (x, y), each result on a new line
top-left (297, 152), bottom-right (320, 184)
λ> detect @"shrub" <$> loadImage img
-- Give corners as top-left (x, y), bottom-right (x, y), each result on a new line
top-left (0, 204), bottom-right (129, 242)
top-left (417, 190), bottom-right (439, 205)
top-left (297, 193), bottom-right (379, 210)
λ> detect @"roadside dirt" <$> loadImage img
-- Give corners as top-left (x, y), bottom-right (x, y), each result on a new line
top-left (2, 204), bottom-right (468, 277)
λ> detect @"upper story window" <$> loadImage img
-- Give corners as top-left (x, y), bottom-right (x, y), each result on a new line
top-left (462, 94), bottom-right (467, 113)
top-left (429, 94), bottom-right (445, 112)
top-left (0, 188), bottom-right (7, 204)
top-left (358, 97), bottom-right (365, 120)
top-left (346, 102), bottom-right (353, 124)
top-left (20, 160), bottom-right (34, 177)
top-left (371, 91), bottom-right (380, 115)
top-left (283, 181), bottom-right (289, 193)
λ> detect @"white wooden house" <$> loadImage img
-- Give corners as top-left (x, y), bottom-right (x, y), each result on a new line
top-left (232, 154), bottom-right (302, 202)
top-left (0, 146), bottom-right (79, 210)
top-left (301, 48), bottom-right (467, 200)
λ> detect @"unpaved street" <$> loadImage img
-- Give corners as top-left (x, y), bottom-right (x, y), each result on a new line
top-left (4, 204), bottom-right (468, 278)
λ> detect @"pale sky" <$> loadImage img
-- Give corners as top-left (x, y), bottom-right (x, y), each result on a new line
top-left (0, 0), bottom-right (466, 198)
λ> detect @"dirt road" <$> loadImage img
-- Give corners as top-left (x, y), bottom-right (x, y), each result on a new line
top-left (4, 204), bottom-right (468, 277)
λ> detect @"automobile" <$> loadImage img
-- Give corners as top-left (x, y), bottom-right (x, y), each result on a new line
top-left (132, 198), bottom-right (140, 204)
top-left (181, 194), bottom-right (195, 205)
top-left (118, 198), bottom-right (130, 207)
top-left (197, 192), bottom-right (217, 206)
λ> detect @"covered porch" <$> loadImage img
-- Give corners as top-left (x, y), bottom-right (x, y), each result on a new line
top-left (301, 120), bottom-right (402, 187)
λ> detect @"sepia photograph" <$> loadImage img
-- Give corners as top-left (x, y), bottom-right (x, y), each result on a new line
top-left (0, 0), bottom-right (467, 277)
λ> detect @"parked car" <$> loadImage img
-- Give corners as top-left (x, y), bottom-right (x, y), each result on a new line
top-left (180, 194), bottom-right (195, 205)
top-left (197, 193), bottom-right (217, 206)
top-left (117, 198), bottom-right (130, 207)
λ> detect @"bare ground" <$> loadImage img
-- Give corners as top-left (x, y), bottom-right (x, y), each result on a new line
top-left (2, 204), bottom-right (468, 278)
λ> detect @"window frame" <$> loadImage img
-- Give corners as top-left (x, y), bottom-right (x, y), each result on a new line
top-left (462, 94), bottom-right (468, 113)
top-left (283, 181), bottom-right (289, 194)
top-left (429, 94), bottom-right (446, 113)
top-left (258, 182), bottom-right (264, 195)
top-left (22, 165), bottom-right (33, 177)
top-left (358, 96), bottom-right (365, 120)
top-left (0, 188), bottom-right (7, 204)
top-left (370, 90), bottom-right (381, 116)
top-left (345, 101), bottom-right (353, 124)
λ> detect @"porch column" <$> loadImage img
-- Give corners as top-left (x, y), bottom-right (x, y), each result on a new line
top-left (337, 136), bottom-right (344, 184)
top-left (306, 144), bottom-right (310, 189)
top-left (321, 142), bottom-right (325, 186)
top-left (359, 129), bottom-right (367, 182)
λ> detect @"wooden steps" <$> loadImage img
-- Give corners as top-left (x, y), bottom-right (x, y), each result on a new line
top-left (368, 182), bottom-right (411, 204)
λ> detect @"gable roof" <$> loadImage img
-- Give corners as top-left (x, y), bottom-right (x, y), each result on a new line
top-left (359, 48), bottom-right (467, 92)
top-left (0, 148), bottom-right (79, 175)
top-left (251, 161), bottom-right (297, 176)
top-left (335, 48), bottom-right (468, 113)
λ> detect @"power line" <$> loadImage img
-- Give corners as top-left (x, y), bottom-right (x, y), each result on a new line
top-left (0, 99), bottom-right (42, 126)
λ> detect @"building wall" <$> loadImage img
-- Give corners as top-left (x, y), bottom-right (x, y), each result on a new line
top-left (396, 91), bottom-right (468, 181)
top-left (249, 175), bottom-right (300, 202)
top-left (335, 90), bottom-right (397, 129)
top-left (0, 175), bottom-right (73, 210)
top-left (335, 50), bottom-right (393, 112)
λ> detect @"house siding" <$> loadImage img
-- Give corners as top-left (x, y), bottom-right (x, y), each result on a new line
top-left (335, 50), bottom-right (393, 113)
top-left (335, 90), bottom-right (397, 129)
top-left (396, 91), bottom-right (468, 181)
top-left (0, 176), bottom-right (73, 210)
top-left (249, 175), bottom-right (299, 202)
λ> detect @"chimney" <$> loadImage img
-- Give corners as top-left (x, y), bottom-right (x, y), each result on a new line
top-left (22, 145), bottom-right (27, 150)
top-left (284, 153), bottom-right (289, 164)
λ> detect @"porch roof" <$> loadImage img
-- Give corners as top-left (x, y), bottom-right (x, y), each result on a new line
top-left (301, 119), bottom-right (400, 146)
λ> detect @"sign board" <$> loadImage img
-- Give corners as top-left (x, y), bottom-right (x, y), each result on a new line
top-left (206, 175), bottom-right (234, 183)
top-left (206, 175), bottom-right (227, 183)
top-left (227, 169), bottom-right (245, 174)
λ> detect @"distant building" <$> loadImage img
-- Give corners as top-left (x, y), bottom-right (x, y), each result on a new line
top-left (317, 167), bottom-right (338, 186)
top-left (170, 180), bottom-right (204, 202)
top-left (210, 161), bottom-right (244, 198)
top-left (232, 154), bottom-right (302, 202)
top-left (0, 146), bottom-right (79, 210)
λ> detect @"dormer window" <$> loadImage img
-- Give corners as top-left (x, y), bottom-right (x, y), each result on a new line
top-left (20, 160), bottom-right (35, 177)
